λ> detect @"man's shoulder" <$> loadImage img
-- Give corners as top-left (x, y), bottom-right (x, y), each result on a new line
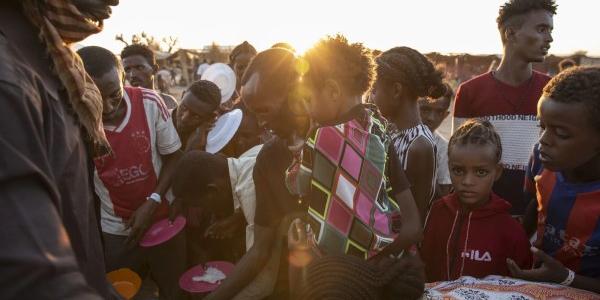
top-left (131, 87), bottom-right (170, 121)
top-left (0, 36), bottom-right (33, 90)
top-left (255, 136), bottom-right (290, 168)
top-left (458, 71), bottom-right (494, 91)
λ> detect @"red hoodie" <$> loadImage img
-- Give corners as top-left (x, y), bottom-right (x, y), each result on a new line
top-left (421, 193), bottom-right (532, 282)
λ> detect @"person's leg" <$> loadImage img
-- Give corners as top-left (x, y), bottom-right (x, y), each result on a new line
top-left (102, 232), bottom-right (147, 274)
top-left (147, 231), bottom-right (187, 300)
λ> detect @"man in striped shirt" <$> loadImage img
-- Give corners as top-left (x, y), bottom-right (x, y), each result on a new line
top-left (79, 46), bottom-right (185, 299)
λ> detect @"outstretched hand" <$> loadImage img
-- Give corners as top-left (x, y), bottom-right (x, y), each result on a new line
top-left (507, 247), bottom-right (569, 284)
top-left (124, 200), bottom-right (159, 248)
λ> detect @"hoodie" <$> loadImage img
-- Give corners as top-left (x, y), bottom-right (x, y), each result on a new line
top-left (421, 193), bottom-right (532, 282)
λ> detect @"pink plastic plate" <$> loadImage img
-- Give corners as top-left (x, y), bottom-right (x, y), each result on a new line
top-left (139, 216), bottom-right (186, 247)
top-left (179, 261), bottom-right (235, 293)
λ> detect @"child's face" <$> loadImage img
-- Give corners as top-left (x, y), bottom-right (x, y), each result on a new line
top-left (449, 143), bottom-right (503, 207)
top-left (418, 97), bottom-right (450, 132)
top-left (303, 77), bottom-right (343, 124)
top-left (538, 96), bottom-right (600, 172)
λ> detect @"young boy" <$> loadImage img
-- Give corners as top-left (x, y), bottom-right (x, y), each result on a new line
top-left (78, 46), bottom-right (185, 299)
top-left (172, 145), bottom-right (262, 253)
top-left (419, 85), bottom-right (454, 198)
top-left (421, 119), bottom-right (532, 282)
top-left (509, 67), bottom-right (600, 294)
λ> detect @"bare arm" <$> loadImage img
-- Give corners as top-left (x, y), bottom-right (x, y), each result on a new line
top-left (154, 150), bottom-right (182, 198)
top-left (405, 137), bottom-right (436, 223)
top-left (371, 189), bottom-right (423, 260)
top-left (205, 224), bottom-right (276, 300)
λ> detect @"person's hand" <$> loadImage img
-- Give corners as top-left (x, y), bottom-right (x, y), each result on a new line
top-left (287, 218), bottom-right (310, 251)
top-left (124, 199), bottom-right (159, 248)
top-left (204, 214), bottom-right (243, 240)
top-left (507, 246), bottom-right (569, 284)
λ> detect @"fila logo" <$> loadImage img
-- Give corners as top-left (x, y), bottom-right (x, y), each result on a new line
top-left (461, 250), bottom-right (492, 262)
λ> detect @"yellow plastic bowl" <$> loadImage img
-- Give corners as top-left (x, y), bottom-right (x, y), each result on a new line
top-left (107, 268), bottom-right (142, 300)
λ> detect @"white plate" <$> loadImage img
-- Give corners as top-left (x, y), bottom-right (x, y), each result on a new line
top-left (206, 109), bottom-right (243, 154)
top-left (201, 63), bottom-right (237, 103)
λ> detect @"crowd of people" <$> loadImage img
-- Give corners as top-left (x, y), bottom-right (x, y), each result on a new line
top-left (1, 0), bottom-right (599, 299)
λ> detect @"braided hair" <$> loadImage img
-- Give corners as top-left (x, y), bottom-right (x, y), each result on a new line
top-left (376, 47), bottom-right (447, 100)
top-left (187, 79), bottom-right (222, 109)
top-left (299, 255), bottom-right (425, 300)
top-left (543, 66), bottom-right (600, 131)
top-left (449, 119), bottom-right (503, 163)
top-left (229, 41), bottom-right (257, 64)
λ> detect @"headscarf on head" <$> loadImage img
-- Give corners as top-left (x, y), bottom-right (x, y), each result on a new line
top-left (21, 0), bottom-right (111, 156)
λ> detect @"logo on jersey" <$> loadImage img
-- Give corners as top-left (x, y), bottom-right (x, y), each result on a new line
top-left (461, 249), bottom-right (492, 262)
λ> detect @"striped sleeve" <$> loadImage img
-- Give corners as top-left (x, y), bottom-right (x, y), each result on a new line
top-left (141, 88), bottom-right (181, 155)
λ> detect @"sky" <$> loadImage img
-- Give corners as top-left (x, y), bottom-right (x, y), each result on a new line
top-left (82, 0), bottom-right (600, 56)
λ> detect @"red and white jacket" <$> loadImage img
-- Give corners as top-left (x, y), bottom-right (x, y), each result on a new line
top-left (421, 193), bottom-right (532, 282)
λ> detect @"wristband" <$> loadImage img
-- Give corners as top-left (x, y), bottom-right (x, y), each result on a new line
top-left (560, 268), bottom-right (575, 286)
top-left (147, 193), bottom-right (161, 204)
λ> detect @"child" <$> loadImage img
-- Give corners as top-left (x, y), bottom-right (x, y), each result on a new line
top-left (421, 119), bottom-right (532, 282)
top-left (509, 67), bottom-right (600, 294)
top-left (372, 47), bottom-right (443, 221)
top-left (418, 84), bottom-right (454, 198)
top-left (172, 146), bottom-right (261, 262)
top-left (286, 35), bottom-right (422, 262)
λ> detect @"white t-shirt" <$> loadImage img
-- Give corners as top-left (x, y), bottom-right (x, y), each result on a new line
top-left (433, 131), bottom-right (451, 185)
top-left (94, 87), bottom-right (181, 235)
top-left (227, 144), bottom-right (263, 250)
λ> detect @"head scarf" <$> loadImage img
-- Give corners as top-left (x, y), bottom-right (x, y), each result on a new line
top-left (21, 0), bottom-right (111, 156)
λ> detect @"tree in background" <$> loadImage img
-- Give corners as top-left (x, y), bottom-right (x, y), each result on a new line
top-left (116, 32), bottom-right (178, 53)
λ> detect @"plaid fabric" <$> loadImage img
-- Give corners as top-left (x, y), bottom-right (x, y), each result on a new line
top-left (22, 0), bottom-right (110, 156)
top-left (286, 105), bottom-right (400, 259)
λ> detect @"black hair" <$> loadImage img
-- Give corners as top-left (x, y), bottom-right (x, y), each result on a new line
top-left (187, 80), bottom-right (222, 109)
top-left (449, 119), bottom-right (503, 163)
top-left (271, 42), bottom-right (296, 53)
top-left (229, 41), bottom-right (258, 64)
top-left (303, 34), bottom-right (375, 96)
top-left (558, 58), bottom-right (576, 72)
top-left (77, 46), bottom-right (121, 77)
top-left (376, 47), bottom-right (447, 99)
top-left (299, 254), bottom-right (424, 300)
top-left (120, 44), bottom-right (156, 66)
top-left (497, 0), bottom-right (557, 43)
top-left (172, 151), bottom-right (229, 205)
top-left (240, 47), bottom-right (299, 94)
top-left (543, 66), bottom-right (600, 132)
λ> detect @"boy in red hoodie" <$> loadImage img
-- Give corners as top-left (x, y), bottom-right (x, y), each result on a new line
top-left (421, 119), bottom-right (532, 282)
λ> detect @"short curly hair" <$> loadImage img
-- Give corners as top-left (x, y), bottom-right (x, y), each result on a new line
top-left (449, 119), bottom-right (503, 163)
top-left (303, 34), bottom-right (375, 96)
top-left (187, 80), bottom-right (222, 109)
top-left (121, 44), bottom-right (156, 66)
top-left (543, 66), bottom-right (600, 132)
top-left (497, 0), bottom-right (557, 43)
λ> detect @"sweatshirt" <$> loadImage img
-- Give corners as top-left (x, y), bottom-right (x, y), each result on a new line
top-left (421, 193), bottom-right (532, 282)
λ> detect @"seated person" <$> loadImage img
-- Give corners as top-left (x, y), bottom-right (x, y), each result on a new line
top-left (510, 67), bottom-right (600, 294)
top-left (421, 119), bottom-right (532, 282)
top-left (172, 80), bottom-right (221, 151)
top-left (418, 84), bottom-right (454, 198)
